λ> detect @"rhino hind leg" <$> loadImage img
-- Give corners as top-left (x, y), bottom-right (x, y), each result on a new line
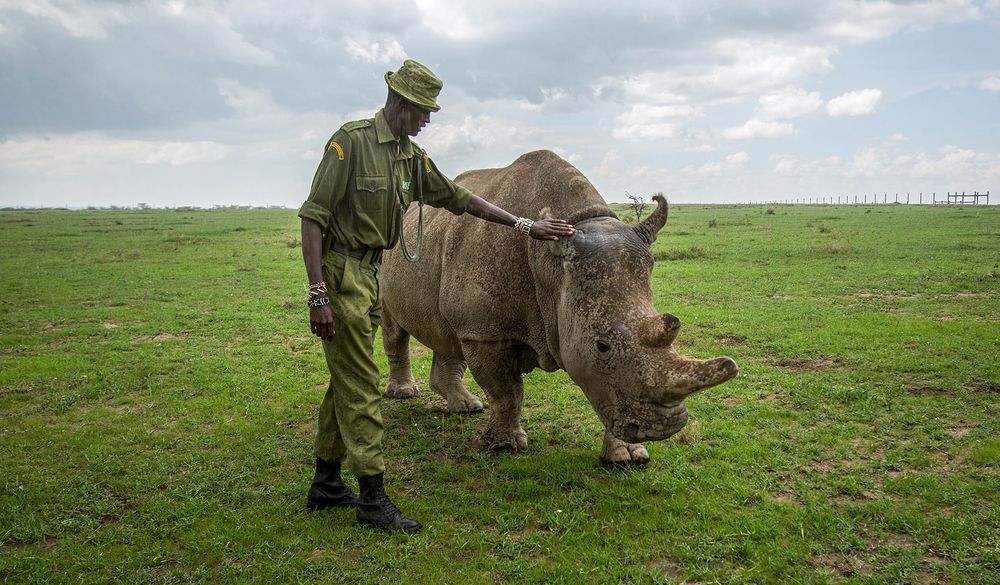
top-left (463, 342), bottom-right (528, 452)
top-left (600, 430), bottom-right (650, 467)
top-left (382, 305), bottom-right (420, 399)
top-left (430, 354), bottom-right (483, 414)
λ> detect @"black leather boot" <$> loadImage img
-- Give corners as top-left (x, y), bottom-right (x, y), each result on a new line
top-left (306, 458), bottom-right (360, 510)
top-left (356, 473), bottom-right (422, 533)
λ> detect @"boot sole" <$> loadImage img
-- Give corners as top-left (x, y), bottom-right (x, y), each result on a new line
top-left (306, 498), bottom-right (359, 510)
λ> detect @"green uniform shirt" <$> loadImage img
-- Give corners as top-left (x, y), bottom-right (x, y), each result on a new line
top-left (298, 109), bottom-right (471, 250)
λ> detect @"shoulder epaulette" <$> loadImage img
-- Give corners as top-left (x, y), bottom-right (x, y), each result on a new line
top-left (341, 119), bottom-right (373, 133)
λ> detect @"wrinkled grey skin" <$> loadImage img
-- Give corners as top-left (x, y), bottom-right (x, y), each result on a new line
top-left (381, 150), bottom-right (738, 465)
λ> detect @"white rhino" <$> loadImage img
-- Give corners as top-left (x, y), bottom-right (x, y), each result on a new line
top-left (381, 150), bottom-right (738, 465)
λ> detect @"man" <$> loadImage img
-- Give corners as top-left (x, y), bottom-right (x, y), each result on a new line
top-left (298, 59), bottom-right (575, 533)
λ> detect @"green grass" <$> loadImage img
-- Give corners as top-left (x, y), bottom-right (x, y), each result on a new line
top-left (1, 204), bottom-right (998, 584)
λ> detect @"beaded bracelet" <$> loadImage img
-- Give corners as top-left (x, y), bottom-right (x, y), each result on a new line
top-left (307, 295), bottom-right (330, 308)
top-left (308, 281), bottom-right (327, 298)
top-left (513, 217), bottom-right (534, 235)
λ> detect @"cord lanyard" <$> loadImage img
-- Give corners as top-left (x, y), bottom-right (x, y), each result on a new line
top-left (397, 154), bottom-right (423, 262)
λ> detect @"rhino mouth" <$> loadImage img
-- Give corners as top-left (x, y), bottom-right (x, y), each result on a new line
top-left (610, 400), bottom-right (689, 443)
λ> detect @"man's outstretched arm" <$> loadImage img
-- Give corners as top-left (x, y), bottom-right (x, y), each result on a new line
top-left (464, 195), bottom-right (576, 240)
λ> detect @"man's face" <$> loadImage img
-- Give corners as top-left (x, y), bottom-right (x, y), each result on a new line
top-left (403, 101), bottom-right (431, 137)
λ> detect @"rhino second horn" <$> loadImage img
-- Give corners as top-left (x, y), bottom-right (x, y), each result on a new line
top-left (640, 313), bottom-right (681, 347)
top-left (632, 193), bottom-right (669, 245)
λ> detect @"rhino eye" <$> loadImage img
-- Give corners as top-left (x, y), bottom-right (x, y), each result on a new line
top-left (596, 340), bottom-right (612, 354)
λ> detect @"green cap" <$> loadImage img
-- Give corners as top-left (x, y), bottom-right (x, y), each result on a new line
top-left (385, 59), bottom-right (442, 112)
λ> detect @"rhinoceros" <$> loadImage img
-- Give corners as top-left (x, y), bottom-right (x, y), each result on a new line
top-left (380, 150), bottom-right (738, 465)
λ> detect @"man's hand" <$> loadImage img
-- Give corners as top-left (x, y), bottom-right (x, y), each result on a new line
top-left (529, 218), bottom-right (576, 241)
top-left (310, 305), bottom-right (336, 341)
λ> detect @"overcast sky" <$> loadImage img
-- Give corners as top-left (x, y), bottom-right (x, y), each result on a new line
top-left (1, 0), bottom-right (998, 208)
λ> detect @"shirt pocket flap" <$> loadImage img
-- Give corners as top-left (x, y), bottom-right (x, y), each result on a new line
top-left (356, 176), bottom-right (388, 193)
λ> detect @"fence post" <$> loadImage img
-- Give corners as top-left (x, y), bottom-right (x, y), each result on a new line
top-left (906, 193), bottom-right (910, 204)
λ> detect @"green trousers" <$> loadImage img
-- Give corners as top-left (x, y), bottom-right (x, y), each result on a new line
top-left (314, 249), bottom-right (385, 477)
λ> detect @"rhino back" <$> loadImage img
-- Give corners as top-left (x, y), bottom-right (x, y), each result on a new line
top-left (382, 150), bottom-right (610, 362)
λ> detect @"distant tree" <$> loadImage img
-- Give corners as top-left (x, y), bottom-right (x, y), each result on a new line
top-left (625, 192), bottom-right (647, 223)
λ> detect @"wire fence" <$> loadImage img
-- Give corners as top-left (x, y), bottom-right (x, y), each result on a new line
top-left (760, 191), bottom-right (991, 205)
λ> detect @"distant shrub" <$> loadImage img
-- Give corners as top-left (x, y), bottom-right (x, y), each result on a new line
top-left (655, 246), bottom-right (710, 262)
top-left (284, 235), bottom-right (300, 248)
top-left (708, 219), bottom-right (717, 228)
top-left (818, 226), bottom-right (831, 234)
top-left (765, 208), bottom-right (775, 215)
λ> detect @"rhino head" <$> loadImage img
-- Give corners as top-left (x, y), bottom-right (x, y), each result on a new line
top-left (533, 194), bottom-right (738, 443)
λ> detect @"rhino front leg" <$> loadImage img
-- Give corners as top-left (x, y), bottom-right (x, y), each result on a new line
top-left (463, 342), bottom-right (527, 452)
top-left (382, 305), bottom-right (420, 399)
top-left (430, 353), bottom-right (483, 414)
top-left (600, 430), bottom-right (650, 467)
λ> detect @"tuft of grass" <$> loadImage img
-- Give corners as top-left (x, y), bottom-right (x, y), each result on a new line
top-left (708, 218), bottom-right (717, 227)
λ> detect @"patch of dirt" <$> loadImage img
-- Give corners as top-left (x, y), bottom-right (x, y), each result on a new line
top-left (43, 322), bottom-right (65, 330)
top-left (151, 331), bottom-right (190, 341)
top-left (854, 290), bottom-right (918, 300)
top-left (768, 489), bottom-right (798, 504)
top-left (810, 550), bottom-right (872, 577)
top-left (716, 335), bottom-right (746, 345)
top-left (906, 383), bottom-right (956, 397)
top-left (764, 356), bottom-right (841, 370)
top-left (647, 557), bottom-right (683, 582)
top-left (946, 425), bottom-right (974, 438)
top-left (805, 459), bottom-right (837, 473)
top-left (966, 382), bottom-right (1000, 394)
top-left (955, 290), bottom-right (994, 298)
top-left (102, 322), bottom-right (120, 329)
top-left (4, 535), bottom-right (57, 551)
top-left (282, 336), bottom-right (313, 354)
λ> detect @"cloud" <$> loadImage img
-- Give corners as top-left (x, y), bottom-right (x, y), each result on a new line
top-left (820, 0), bottom-right (981, 43)
top-left (979, 76), bottom-right (1000, 92)
top-left (723, 119), bottom-right (794, 140)
top-left (613, 103), bottom-right (697, 141)
top-left (1, 0), bottom-right (129, 40)
top-left (757, 88), bottom-right (824, 120)
top-left (345, 38), bottom-right (408, 64)
top-left (826, 89), bottom-right (883, 116)
top-left (684, 151), bottom-right (750, 176)
top-left (0, 134), bottom-right (229, 174)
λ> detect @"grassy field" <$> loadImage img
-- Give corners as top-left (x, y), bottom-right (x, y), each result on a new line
top-left (1, 203), bottom-right (998, 584)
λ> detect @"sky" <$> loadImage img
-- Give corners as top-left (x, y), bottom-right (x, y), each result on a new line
top-left (1, 0), bottom-right (998, 208)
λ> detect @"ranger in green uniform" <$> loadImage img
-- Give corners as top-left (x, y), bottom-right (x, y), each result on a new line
top-left (298, 59), bottom-right (575, 533)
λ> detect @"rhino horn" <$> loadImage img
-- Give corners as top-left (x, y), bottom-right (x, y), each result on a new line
top-left (639, 313), bottom-right (681, 347)
top-left (661, 356), bottom-right (740, 400)
top-left (632, 193), bottom-right (668, 245)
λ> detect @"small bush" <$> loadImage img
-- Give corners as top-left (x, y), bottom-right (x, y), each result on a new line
top-left (284, 235), bottom-right (300, 248)
top-left (708, 219), bottom-right (717, 228)
top-left (655, 246), bottom-right (710, 261)
top-left (818, 226), bottom-right (831, 234)
top-left (765, 208), bottom-right (775, 215)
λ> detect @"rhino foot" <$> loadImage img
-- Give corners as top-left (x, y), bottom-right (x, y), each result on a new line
top-left (600, 431), bottom-right (650, 467)
top-left (447, 394), bottom-right (484, 414)
top-left (482, 426), bottom-right (528, 452)
top-left (385, 379), bottom-right (420, 399)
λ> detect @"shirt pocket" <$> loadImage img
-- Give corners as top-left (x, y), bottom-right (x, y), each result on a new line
top-left (354, 175), bottom-right (389, 212)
